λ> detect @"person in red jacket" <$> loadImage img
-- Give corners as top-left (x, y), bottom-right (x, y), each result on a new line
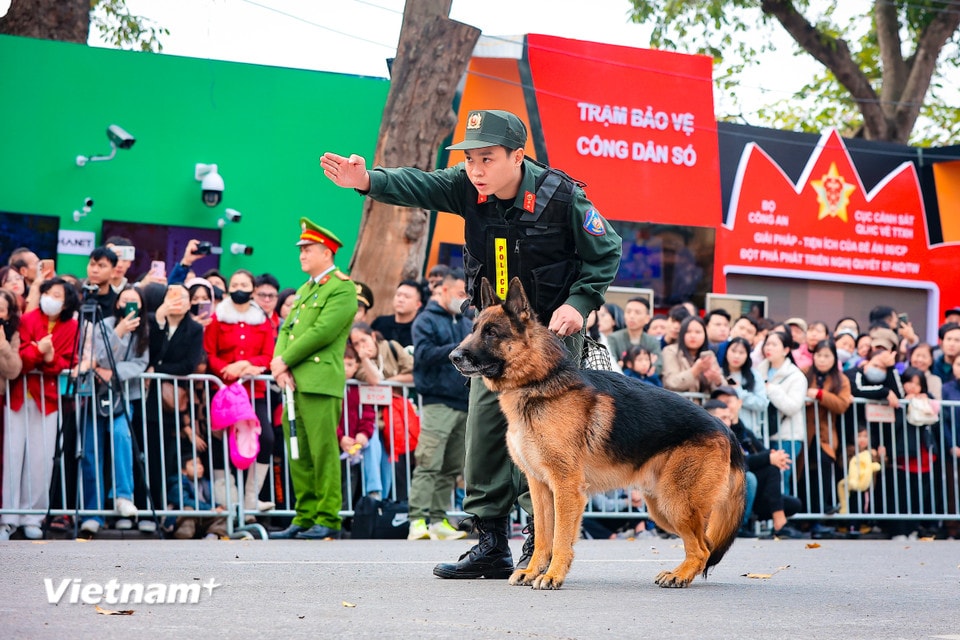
top-left (203, 269), bottom-right (276, 516)
top-left (1, 278), bottom-right (79, 540)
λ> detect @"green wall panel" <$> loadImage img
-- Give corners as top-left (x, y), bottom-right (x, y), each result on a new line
top-left (0, 35), bottom-right (388, 287)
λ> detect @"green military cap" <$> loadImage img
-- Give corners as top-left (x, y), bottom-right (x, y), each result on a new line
top-left (446, 110), bottom-right (527, 151)
top-left (297, 217), bottom-right (343, 253)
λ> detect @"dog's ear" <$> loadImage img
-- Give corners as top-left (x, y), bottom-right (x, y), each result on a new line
top-left (479, 278), bottom-right (499, 310)
top-left (504, 277), bottom-right (532, 322)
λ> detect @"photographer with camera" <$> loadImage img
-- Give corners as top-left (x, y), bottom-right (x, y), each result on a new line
top-left (104, 237), bottom-right (135, 294)
top-left (168, 239), bottom-right (219, 287)
top-left (76, 286), bottom-right (150, 537)
top-left (81, 247), bottom-right (119, 320)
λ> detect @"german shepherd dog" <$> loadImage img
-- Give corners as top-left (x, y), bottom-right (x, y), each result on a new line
top-left (449, 278), bottom-right (746, 590)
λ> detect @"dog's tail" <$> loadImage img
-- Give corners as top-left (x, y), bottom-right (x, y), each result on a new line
top-left (703, 431), bottom-right (747, 577)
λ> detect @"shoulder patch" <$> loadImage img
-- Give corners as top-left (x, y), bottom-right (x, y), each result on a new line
top-left (582, 209), bottom-right (606, 236)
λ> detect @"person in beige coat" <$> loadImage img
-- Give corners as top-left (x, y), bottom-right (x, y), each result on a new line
top-left (662, 316), bottom-right (725, 395)
top-left (0, 289), bottom-right (24, 541)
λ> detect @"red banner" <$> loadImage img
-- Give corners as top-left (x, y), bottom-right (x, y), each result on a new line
top-left (524, 34), bottom-right (721, 226)
top-left (716, 129), bottom-right (960, 329)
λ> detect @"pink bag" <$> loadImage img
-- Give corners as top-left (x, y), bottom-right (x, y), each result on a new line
top-left (210, 383), bottom-right (261, 470)
top-left (229, 418), bottom-right (261, 470)
top-left (210, 382), bottom-right (258, 431)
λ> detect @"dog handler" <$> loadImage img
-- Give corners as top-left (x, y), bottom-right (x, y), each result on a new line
top-left (269, 218), bottom-right (356, 540)
top-left (321, 110), bottom-right (621, 577)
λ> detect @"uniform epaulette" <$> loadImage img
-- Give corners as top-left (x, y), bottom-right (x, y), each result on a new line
top-left (335, 271), bottom-right (351, 281)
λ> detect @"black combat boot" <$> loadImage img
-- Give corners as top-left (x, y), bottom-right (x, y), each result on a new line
top-left (433, 517), bottom-right (513, 579)
top-left (515, 520), bottom-right (535, 570)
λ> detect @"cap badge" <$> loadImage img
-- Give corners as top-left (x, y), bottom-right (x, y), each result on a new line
top-left (466, 112), bottom-right (483, 130)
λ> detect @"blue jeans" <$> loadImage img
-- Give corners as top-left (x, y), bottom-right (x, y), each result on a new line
top-left (361, 430), bottom-right (392, 497)
top-left (743, 471), bottom-right (758, 525)
top-left (80, 408), bottom-right (134, 525)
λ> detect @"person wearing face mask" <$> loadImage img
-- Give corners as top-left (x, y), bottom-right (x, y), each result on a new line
top-left (2, 278), bottom-right (78, 540)
top-left (406, 269), bottom-right (472, 541)
top-left (833, 328), bottom-right (861, 372)
top-left (203, 269), bottom-right (276, 517)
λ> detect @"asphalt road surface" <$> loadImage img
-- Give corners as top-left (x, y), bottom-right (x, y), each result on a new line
top-left (3, 536), bottom-right (959, 639)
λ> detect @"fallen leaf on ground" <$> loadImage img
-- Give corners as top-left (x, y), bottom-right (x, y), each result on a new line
top-left (95, 605), bottom-right (134, 616)
top-left (742, 565), bottom-right (790, 580)
top-left (805, 542), bottom-right (821, 549)
top-left (342, 601), bottom-right (356, 608)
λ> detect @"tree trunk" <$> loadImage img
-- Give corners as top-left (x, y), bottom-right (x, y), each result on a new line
top-left (0, 0), bottom-right (88, 42)
top-left (348, 0), bottom-right (480, 318)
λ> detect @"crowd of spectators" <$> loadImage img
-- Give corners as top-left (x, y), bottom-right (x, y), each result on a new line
top-left (2, 239), bottom-right (959, 542)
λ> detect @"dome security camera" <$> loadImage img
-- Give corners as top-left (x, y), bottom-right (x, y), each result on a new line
top-left (195, 163), bottom-right (224, 207)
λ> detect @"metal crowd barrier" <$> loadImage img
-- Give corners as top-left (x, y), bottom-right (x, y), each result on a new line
top-left (3, 371), bottom-right (959, 539)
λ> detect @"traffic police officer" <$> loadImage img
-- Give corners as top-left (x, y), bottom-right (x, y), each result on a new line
top-left (320, 110), bottom-right (622, 574)
top-left (270, 218), bottom-right (356, 540)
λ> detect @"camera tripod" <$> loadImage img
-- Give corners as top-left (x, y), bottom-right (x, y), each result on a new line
top-left (45, 286), bottom-right (162, 539)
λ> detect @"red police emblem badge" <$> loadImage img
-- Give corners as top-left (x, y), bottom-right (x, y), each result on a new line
top-left (477, 194), bottom-right (488, 204)
top-left (582, 209), bottom-right (605, 236)
top-left (466, 112), bottom-right (483, 130)
top-left (523, 191), bottom-right (536, 213)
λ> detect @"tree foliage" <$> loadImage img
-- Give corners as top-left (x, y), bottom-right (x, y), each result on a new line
top-left (628, 0), bottom-right (960, 145)
top-left (0, 0), bottom-right (167, 52)
top-left (90, 0), bottom-right (168, 52)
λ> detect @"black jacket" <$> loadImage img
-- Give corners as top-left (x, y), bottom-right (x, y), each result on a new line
top-left (411, 300), bottom-right (472, 411)
top-left (148, 312), bottom-right (204, 376)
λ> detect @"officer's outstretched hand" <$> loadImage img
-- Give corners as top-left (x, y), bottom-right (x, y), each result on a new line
top-left (320, 152), bottom-right (371, 191)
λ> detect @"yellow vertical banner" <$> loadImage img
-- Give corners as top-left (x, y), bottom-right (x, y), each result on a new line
top-left (494, 237), bottom-right (508, 300)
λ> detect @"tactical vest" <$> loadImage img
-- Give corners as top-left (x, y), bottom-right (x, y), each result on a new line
top-left (462, 164), bottom-right (581, 325)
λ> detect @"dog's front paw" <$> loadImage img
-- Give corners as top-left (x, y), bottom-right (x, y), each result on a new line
top-left (531, 572), bottom-right (565, 590)
top-left (509, 569), bottom-right (537, 586)
top-left (654, 570), bottom-right (693, 588)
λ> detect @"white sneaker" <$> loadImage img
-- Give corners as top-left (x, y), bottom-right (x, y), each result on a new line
top-left (23, 525), bottom-right (43, 540)
top-left (407, 518), bottom-right (431, 540)
top-left (137, 520), bottom-right (157, 534)
top-left (0, 524), bottom-right (13, 541)
top-left (114, 518), bottom-right (133, 530)
top-left (204, 533), bottom-right (220, 541)
top-left (80, 519), bottom-right (101, 535)
top-left (115, 498), bottom-right (138, 518)
top-left (429, 519), bottom-right (467, 540)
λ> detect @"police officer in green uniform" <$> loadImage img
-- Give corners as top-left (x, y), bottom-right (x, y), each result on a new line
top-left (270, 218), bottom-right (356, 540)
top-left (320, 110), bottom-right (622, 574)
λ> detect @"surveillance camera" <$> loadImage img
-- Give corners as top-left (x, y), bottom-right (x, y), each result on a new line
top-left (196, 163), bottom-right (224, 207)
top-left (84, 197), bottom-right (94, 208)
top-left (230, 243), bottom-right (254, 256)
top-left (224, 208), bottom-right (242, 223)
top-left (107, 124), bottom-right (135, 150)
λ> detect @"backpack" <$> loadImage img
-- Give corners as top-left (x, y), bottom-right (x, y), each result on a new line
top-left (350, 495), bottom-right (409, 539)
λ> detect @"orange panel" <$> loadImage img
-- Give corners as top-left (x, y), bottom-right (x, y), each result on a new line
top-left (933, 160), bottom-right (960, 243)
